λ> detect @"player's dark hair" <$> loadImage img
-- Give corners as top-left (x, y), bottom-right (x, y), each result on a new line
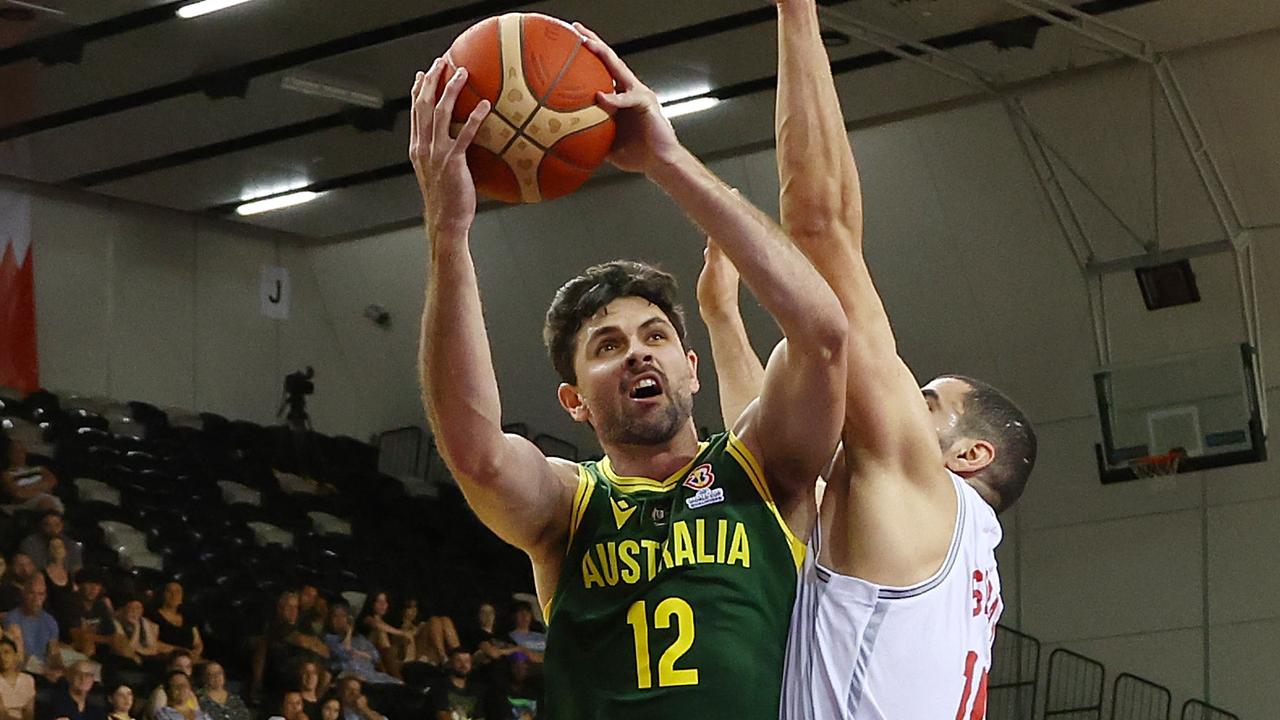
top-left (941, 375), bottom-right (1036, 513)
top-left (544, 260), bottom-right (688, 385)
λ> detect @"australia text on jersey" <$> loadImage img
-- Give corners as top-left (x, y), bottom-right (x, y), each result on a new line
top-left (581, 517), bottom-right (752, 589)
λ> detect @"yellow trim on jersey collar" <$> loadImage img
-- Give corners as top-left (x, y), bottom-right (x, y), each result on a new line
top-left (600, 441), bottom-right (709, 492)
top-left (726, 432), bottom-right (807, 571)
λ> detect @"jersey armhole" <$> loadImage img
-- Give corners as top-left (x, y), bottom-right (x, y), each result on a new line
top-left (546, 466), bottom-right (595, 624)
top-left (726, 432), bottom-right (806, 570)
top-left (565, 466), bottom-right (595, 557)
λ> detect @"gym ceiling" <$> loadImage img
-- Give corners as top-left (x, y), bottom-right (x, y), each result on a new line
top-left (1, 0), bottom-right (1276, 241)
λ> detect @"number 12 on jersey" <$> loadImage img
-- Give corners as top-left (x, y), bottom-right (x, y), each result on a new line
top-left (626, 597), bottom-right (700, 689)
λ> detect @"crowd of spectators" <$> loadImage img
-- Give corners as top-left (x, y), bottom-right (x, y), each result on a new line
top-left (252, 586), bottom-right (545, 720)
top-left (0, 425), bottom-right (543, 720)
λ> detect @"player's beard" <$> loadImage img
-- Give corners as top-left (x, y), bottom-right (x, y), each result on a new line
top-left (598, 384), bottom-right (694, 446)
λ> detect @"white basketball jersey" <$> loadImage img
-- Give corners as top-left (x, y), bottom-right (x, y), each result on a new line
top-left (781, 472), bottom-right (1003, 720)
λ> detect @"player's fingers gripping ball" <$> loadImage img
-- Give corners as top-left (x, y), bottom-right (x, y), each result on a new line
top-left (438, 13), bottom-right (617, 203)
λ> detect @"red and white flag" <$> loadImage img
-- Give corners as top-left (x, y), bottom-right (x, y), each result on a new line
top-left (0, 187), bottom-right (37, 393)
top-left (0, 55), bottom-right (39, 394)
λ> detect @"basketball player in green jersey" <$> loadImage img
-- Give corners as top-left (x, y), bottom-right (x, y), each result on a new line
top-left (409, 24), bottom-right (847, 720)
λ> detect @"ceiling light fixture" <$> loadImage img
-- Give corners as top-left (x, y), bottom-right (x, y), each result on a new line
top-left (176, 0), bottom-right (258, 19)
top-left (661, 96), bottom-right (720, 119)
top-left (3, 1), bottom-right (63, 18)
top-left (281, 71), bottom-right (385, 109)
top-left (235, 191), bottom-right (319, 216)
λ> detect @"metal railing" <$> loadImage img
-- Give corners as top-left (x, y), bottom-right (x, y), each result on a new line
top-left (989, 624), bottom-right (1041, 720)
top-left (1044, 649), bottom-right (1105, 719)
top-left (1181, 700), bottom-right (1240, 720)
top-left (1111, 673), bottom-right (1171, 720)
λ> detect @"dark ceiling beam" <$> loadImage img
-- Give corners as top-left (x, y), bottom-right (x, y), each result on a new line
top-left (0, 1), bottom-right (188, 68)
top-left (202, 0), bottom-right (1160, 215)
top-left (0, 0), bottom-right (546, 143)
top-left (69, 6), bottom-right (777, 188)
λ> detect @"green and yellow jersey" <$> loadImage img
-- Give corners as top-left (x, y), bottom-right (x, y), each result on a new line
top-left (543, 431), bottom-right (805, 719)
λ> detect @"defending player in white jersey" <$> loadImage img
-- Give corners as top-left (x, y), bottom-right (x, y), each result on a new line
top-left (695, 1), bottom-right (1038, 717)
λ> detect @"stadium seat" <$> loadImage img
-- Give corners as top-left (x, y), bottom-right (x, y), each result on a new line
top-left (247, 521), bottom-right (294, 548)
top-left (73, 477), bottom-right (120, 506)
top-left (65, 408), bottom-right (109, 431)
top-left (217, 480), bottom-right (261, 506)
top-left (306, 511), bottom-right (351, 537)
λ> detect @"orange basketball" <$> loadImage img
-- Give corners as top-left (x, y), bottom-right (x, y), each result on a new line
top-left (439, 13), bottom-right (616, 204)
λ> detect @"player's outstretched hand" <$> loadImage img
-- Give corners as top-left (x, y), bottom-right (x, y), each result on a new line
top-left (408, 59), bottom-right (491, 238)
top-left (573, 22), bottom-right (681, 175)
top-left (697, 237), bottom-right (742, 322)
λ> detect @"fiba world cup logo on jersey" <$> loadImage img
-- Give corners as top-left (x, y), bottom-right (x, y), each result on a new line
top-left (684, 464), bottom-right (725, 509)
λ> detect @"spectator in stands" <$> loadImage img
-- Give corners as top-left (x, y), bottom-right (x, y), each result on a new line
top-left (42, 661), bottom-right (104, 720)
top-left (61, 568), bottom-right (114, 660)
top-left (149, 584), bottom-right (202, 661)
top-left (261, 592), bottom-right (328, 692)
top-left (106, 598), bottom-right (172, 679)
top-left (0, 556), bottom-right (33, 616)
top-left (295, 587), bottom-right (325, 639)
top-left (354, 593), bottom-right (404, 678)
top-left (195, 662), bottom-right (247, 720)
top-left (317, 698), bottom-right (339, 720)
top-left (431, 649), bottom-right (484, 720)
top-left (20, 513), bottom-right (81, 575)
top-left (462, 603), bottom-right (513, 678)
top-left (41, 539), bottom-right (74, 627)
top-left (0, 439), bottom-right (61, 515)
top-left (2, 627), bottom-right (22, 667)
top-left (322, 604), bottom-right (398, 686)
top-left (0, 637), bottom-right (35, 720)
top-left (153, 671), bottom-right (209, 720)
top-left (106, 683), bottom-right (134, 720)
top-left (389, 598), bottom-right (419, 673)
top-left (0, 557), bottom-right (10, 624)
top-left (3, 576), bottom-right (60, 677)
top-left (145, 652), bottom-right (194, 720)
top-left (295, 661), bottom-right (324, 720)
top-left (334, 678), bottom-right (384, 720)
top-left (485, 654), bottom-right (540, 720)
top-left (505, 603), bottom-right (543, 666)
top-left (274, 691), bottom-right (306, 720)
top-left (401, 598), bottom-right (459, 670)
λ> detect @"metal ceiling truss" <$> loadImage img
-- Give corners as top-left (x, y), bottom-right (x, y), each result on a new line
top-left (820, 1), bottom-right (1268, 420)
top-left (1000, 0), bottom-right (1267, 430)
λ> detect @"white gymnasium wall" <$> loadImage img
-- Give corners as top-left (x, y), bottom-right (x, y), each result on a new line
top-left (7, 177), bottom-right (372, 437)
top-left (308, 29), bottom-right (1280, 718)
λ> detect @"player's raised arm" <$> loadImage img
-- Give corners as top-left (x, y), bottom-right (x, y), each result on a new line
top-left (696, 239), bottom-right (766, 431)
top-left (775, 0), bottom-right (940, 476)
top-left (576, 23), bottom-right (846, 507)
top-left (411, 61), bottom-right (578, 560)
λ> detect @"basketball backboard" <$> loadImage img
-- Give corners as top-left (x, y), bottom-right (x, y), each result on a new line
top-left (1094, 343), bottom-right (1267, 483)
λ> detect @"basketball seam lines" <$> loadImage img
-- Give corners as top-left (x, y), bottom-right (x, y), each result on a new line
top-left (444, 48), bottom-right (521, 152)
top-left (506, 20), bottom-right (580, 146)
top-left (499, 21), bottom-right (586, 154)
top-left (535, 37), bottom-right (604, 173)
top-left (497, 22), bottom-right (599, 173)
top-left (467, 17), bottom-right (608, 195)
top-left (495, 17), bottom-right (533, 157)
